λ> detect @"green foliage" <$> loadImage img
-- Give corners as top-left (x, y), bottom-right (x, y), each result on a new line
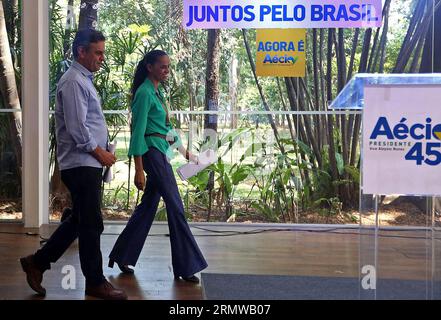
top-left (0, 116), bottom-right (21, 199)
top-left (313, 197), bottom-right (343, 218)
top-left (250, 144), bottom-right (298, 222)
top-left (187, 128), bottom-right (254, 220)
top-left (102, 183), bottom-right (135, 209)
top-left (155, 206), bottom-right (168, 222)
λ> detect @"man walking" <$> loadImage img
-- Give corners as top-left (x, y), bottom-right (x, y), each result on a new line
top-left (20, 29), bottom-right (127, 300)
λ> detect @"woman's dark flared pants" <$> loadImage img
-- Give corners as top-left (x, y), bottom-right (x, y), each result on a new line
top-left (109, 147), bottom-right (207, 277)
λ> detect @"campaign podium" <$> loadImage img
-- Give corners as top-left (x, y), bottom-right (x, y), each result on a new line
top-left (330, 74), bottom-right (441, 299)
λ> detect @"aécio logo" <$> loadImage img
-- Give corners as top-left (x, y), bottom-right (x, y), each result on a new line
top-left (257, 40), bottom-right (304, 65)
top-left (370, 116), bottom-right (441, 166)
top-left (263, 55), bottom-right (299, 64)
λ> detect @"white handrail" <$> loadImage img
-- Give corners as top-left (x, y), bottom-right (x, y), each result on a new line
top-left (0, 109), bottom-right (362, 115)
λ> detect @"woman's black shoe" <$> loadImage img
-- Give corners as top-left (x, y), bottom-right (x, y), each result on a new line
top-left (174, 274), bottom-right (200, 283)
top-left (108, 260), bottom-right (134, 274)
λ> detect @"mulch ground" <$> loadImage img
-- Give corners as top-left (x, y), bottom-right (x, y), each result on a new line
top-left (0, 198), bottom-right (430, 226)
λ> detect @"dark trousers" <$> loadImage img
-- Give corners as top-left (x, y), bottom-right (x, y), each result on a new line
top-left (109, 147), bottom-right (207, 277)
top-left (33, 167), bottom-right (105, 286)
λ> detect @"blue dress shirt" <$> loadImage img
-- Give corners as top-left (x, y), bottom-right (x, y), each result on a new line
top-left (55, 61), bottom-right (108, 170)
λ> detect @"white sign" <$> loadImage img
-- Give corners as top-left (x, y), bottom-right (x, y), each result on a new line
top-left (363, 85), bottom-right (441, 196)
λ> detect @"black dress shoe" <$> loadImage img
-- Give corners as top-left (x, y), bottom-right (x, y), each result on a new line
top-left (20, 255), bottom-right (46, 296)
top-left (85, 280), bottom-right (127, 300)
top-left (108, 260), bottom-right (134, 274)
top-left (174, 274), bottom-right (200, 283)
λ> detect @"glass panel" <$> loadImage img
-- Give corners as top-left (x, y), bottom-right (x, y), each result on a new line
top-left (296, 113), bottom-right (361, 224)
top-left (433, 196), bottom-right (441, 299)
top-left (0, 0), bottom-right (22, 222)
top-left (47, 111), bottom-right (303, 223)
top-left (330, 74), bottom-right (441, 110)
top-left (101, 117), bottom-right (133, 221)
top-left (358, 0), bottom-right (438, 300)
top-left (49, 112), bottom-right (64, 222)
top-left (430, 0), bottom-right (441, 300)
top-left (153, 112), bottom-right (299, 224)
top-left (0, 112), bottom-right (22, 221)
top-left (43, 0), bottom-right (441, 299)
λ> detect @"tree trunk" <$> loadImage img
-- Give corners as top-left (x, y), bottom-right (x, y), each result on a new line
top-left (377, 1), bottom-right (391, 73)
top-left (395, 0), bottom-right (424, 69)
top-left (298, 78), bottom-right (323, 168)
top-left (325, 29), bottom-right (339, 186)
top-left (347, 28), bottom-right (372, 171)
top-left (3, 0), bottom-right (18, 66)
top-left (229, 54), bottom-right (238, 129)
top-left (276, 77), bottom-right (295, 142)
top-left (367, 27), bottom-right (381, 72)
top-left (312, 29), bottom-right (321, 148)
top-left (63, 0), bottom-right (75, 56)
top-left (204, 29), bottom-right (220, 220)
top-left (204, 29), bottom-right (220, 132)
top-left (395, 0), bottom-right (439, 73)
top-left (369, 0), bottom-right (391, 73)
top-left (318, 29), bottom-right (327, 147)
top-left (347, 29), bottom-right (359, 81)
top-left (420, 0), bottom-right (441, 72)
top-left (79, 0), bottom-right (98, 30)
top-left (0, 0), bottom-right (22, 179)
top-left (283, 77), bottom-right (310, 198)
top-left (337, 28), bottom-right (348, 172)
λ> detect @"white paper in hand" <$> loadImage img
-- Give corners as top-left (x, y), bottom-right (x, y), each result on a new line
top-left (103, 141), bottom-right (117, 183)
top-left (177, 149), bottom-right (216, 181)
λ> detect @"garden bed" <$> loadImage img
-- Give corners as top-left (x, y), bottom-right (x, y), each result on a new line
top-left (0, 198), bottom-right (431, 227)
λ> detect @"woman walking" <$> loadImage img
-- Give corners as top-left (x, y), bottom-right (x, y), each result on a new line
top-left (108, 50), bottom-right (207, 283)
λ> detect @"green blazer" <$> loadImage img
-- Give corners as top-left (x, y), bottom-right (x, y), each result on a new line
top-left (128, 78), bottom-right (182, 158)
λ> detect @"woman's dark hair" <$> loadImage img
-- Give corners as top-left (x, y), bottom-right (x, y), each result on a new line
top-left (72, 29), bottom-right (106, 59)
top-left (131, 50), bottom-right (168, 99)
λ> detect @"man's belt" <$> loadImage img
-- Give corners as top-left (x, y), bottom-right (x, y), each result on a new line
top-left (145, 132), bottom-right (176, 146)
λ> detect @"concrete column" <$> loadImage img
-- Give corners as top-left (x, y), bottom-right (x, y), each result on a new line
top-left (22, 0), bottom-right (49, 227)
